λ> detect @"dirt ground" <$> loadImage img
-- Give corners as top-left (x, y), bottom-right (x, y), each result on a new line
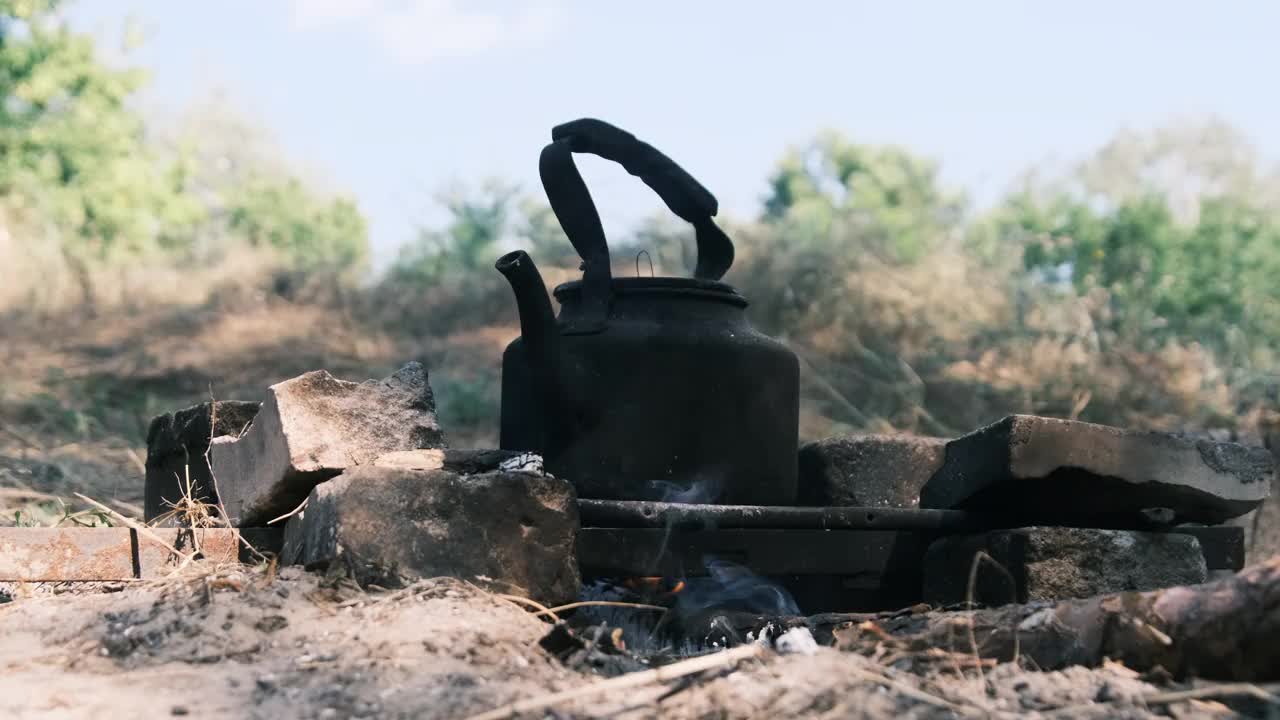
top-left (1, 561), bottom-right (1264, 720)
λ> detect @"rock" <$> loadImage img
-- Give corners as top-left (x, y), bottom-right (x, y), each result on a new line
top-left (212, 363), bottom-right (445, 527)
top-left (919, 415), bottom-right (1272, 524)
top-left (295, 466), bottom-right (580, 605)
top-left (922, 527), bottom-right (1208, 606)
top-left (144, 401), bottom-right (261, 524)
top-left (797, 434), bottom-right (946, 507)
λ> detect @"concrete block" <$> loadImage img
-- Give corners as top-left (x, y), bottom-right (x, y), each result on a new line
top-left (212, 362), bottom-right (444, 527)
top-left (923, 527), bottom-right (1208, 606)
top-left (797, 434), bottom-right (946, 507)
top-left (295, 466), bottom-right (580, 605)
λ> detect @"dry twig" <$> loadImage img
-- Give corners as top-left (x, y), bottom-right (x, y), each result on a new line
top-left (463, 644), bottom-right (766, 720)
top-left (108, 498), bottom-right (145, 517)
top-left (532, 600), bottom-right (669, 618)
top-left (267, 496), bottom-right (308, 525)
top-left (72, 492), bottom-right (192, 564)
top-left (1141, 683), bottom-right (1280, 706)
top-left (496, 593), bottom-right (560, 621)
top-left (962, 549), bottom-right (1020, 686)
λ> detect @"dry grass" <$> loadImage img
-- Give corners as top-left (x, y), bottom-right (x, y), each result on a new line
top-left (147, 464), bottom-right (224, 531)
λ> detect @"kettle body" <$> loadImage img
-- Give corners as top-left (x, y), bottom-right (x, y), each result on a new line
top-left (496, 119), bottom-right (800, 505)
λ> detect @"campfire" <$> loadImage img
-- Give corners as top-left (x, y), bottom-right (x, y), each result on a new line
top-left (3, 117), bottom-right (1278, 718)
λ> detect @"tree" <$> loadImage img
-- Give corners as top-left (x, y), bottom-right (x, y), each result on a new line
top-left (225, 175), bottom-right (368, 275)
top-left (388, 180), bottom-right (518, 286)
top-left (761, 130), bottom-right (965, 264)
top-left (0, 3), bottom-right (371, 296)
top-left (993, 120), bottom-right (1280, 356)
top-left (0, 0), bottom-right (204, 302)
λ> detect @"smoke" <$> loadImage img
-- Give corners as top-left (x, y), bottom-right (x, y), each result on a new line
top-left (675, 557), bottom-right (800, 618)
top-left (651, 474), bottom-right (801, 619)
top-left (646, 474), bottom-right (724, 576)
top-left (648, 473), bottom-right (724, 505)
top-left (577, 559), bottom-right (803, 657)
top-left (572, 472), bottom-right (802, 655)
top-left (651, 557), bottom-right (802, 651)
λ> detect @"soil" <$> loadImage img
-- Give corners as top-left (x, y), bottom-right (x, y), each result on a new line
top-left (0, 563), bottom-right (1257, 719)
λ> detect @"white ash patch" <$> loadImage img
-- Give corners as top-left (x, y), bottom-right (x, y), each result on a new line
top-left (774, 627), bottom-right (818, 656)
top-left (498, 453), bottom-right (544, 475)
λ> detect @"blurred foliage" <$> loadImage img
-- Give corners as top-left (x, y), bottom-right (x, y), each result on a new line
top-left (225, 175), bottom-right (368, 275)
top-left (1, 0), bottom-right (1277, 448)
top-left (988, 122), bottom-right (1280, 368)
top-left (0, 0), bottom-right (202, 259)
top-left (762, 130), bottom-right (966, 264)
top-left (365, 120), bottom-right (1280, 442)
top-left (388, 180), bottom-right (519, 286)
top-left (0, 0), bottom-right (368, 299)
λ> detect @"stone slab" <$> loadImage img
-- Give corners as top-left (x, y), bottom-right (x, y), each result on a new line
top-left (919, 415), bottom-right (1272, 524)
top-left (295, 466), bottom-right (580, 605)
top-left (797, 434), bottom-right (946, 507)
top-left (212, 362), bottom-right (445, 527)
top-left (922, 526), bottom-right (1208, 606)
top-left (0, 527), bottom-right (281, 581)
top-left (144, 400), bottom-right (260, 524)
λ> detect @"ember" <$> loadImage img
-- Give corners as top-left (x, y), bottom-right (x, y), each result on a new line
top-left (622, 576), bottom-right (685, 598)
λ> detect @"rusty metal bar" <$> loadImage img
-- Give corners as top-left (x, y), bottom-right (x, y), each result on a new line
top-left (0, 527), bottom-right (283, 582)
top-left (577, 500), bottom-right (982, 531)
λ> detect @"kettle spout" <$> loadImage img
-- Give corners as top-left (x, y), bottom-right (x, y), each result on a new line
top-left (496, 250), bottom-right (558, 367)
top-left (496, 250), bottom-right (563, 442)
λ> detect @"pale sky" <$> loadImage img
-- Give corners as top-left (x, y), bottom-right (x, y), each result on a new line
top-left (69, 1), bottom-right (1280, 269)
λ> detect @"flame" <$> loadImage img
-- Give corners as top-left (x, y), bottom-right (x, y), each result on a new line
top-left (622, 576), bottom-right (685, 598)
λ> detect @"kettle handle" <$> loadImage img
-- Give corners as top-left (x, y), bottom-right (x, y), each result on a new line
top-left (539, 119), bottom-right (736, 289)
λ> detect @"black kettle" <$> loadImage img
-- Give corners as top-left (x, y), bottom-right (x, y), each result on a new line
top-left (495, 119), bottom-right (799, 506)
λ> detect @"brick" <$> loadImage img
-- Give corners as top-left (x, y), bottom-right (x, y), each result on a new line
top-left (922, 527), bottom-right (1208, 606)
top-left (797, 434), bottom-right (946, 507)
top-left (293, 466), bottom-right (581, 605)
top-left (0, 527), bottom-right (281, 582)
top-left (212, 362), bottom-right (445, 527)
top-left (919, 415), bottom-right (1272, 525)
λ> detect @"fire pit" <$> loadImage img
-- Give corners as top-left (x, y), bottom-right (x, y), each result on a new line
top-left (572, 498), bottom-right (1244, 615)
top-left (488, 119), bottom-right (1255, 623)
